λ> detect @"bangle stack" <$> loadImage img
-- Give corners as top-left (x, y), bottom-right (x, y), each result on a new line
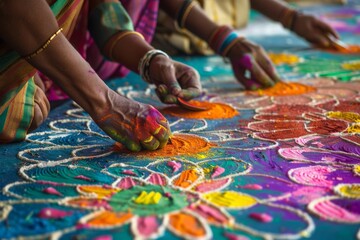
top-left (107, 31), bottom-right (144, 60)
top-left (24, 28), bottom-right (63, 60)
top-left (176, 0), bottom-right (199, 29)
top-left (138, 49), bottom-right (169, 83)
top-left (208, 25), bottom-right (242, 57)
top-left (278, 8), bottom-right (298, 31)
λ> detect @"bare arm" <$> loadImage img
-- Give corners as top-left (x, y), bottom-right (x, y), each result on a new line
top-left (0, 0), bottom-right (110, 116)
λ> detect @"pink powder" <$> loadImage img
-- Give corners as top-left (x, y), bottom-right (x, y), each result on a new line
top-left (249, 213), bottom-right (273, 223)
top-left (94, 236), bottom-right (112, 240)
top-left (195, 204), bottom-right (228, 223)
top-left (223, 232), bottom-right (249, 240)
top-left (148, 173), bottom-right (166, 186)
top-left (211, 166), bottom-right (225, 178)
top-left (137, 216), bottom-right (159, 237)
top-left (117, 177), bottom-right (137, 189)
top-left (195, 178), bottom-right (229, 193)
top-left (38, 208), bottom-right (73, 219)
top-left (122, 169), bottom-right (137, 176)
top-left (42, 187), bottom-right (63, 196)
top-left (167, 161), bottom-right (182, 173)
top-left (74, 175), bottom-right (92, 181)
top-left (237, 184), bottom-right (263, 190)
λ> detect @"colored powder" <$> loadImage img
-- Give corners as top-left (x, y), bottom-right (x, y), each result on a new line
top-left (86, 211), bottom-right (133, 227)
top-left (202, 191), bottom-right (257, 208)
top-left (211, 166), bottom-right (225, 178)
top-left (268, 52), bottom-right (301, 65)
top-left (137, 216), bottom-right (159, 237)
top-left (66, 198), bottom-right (111, 210)
top-left (162, 101), bottom-right (238, 119)
top-left (192, 204), bottom-right (228, 224)
top-left (127, 134), bottom-right (214, 158)
top-left (311, 199), bottom-right (360, 223)
top-left (169, 212), bottom-right (206, 237)
top-left (291, 186), bottom-right (331, 204)
top-left (122, 170), bottom-right (137, 176)
top-left (288, 165), bottom-right (335, 187)
top-left (42, 187), bottom-right (63, 196)
top-left (78, 185), bottom-right (120, 198)
top-left (223, 232), bottom-right (249, 240)
top-left (93, 236), bottom-right (112, 240)
top-left (237, 184), bottom-right (263, 190)
top-left (134, 191), bottom-right (162, 205)
top-left (38, 208), bottom-right (73, 219)
top-left (337, 184), bottom-right (360, 198)
top-left (195, 178), bottom-right (230, 193)
top-left (347, 123), bottom-right (360, 134)
top-left (74, 175), bottom-right (92, 181)
top-left (354, 165), bottom-right (360, 176)
top-left (117, 177), bottom-right (137, 189)
top-left (255, 82), bottom-right (316, 96)
top-left (331, 44), bottom-right (360, 54)
top-left (342, 60), bottom-right (360, 70)
top-left (249, 213), bottom-right (273, 223)
top-left (173, 169), bottom-right (199, 188)
top-left (167, 160), bottom-right (182, 173)
top-left (327, 111), bottom-right (360, 123)
top-left (148, 173), bottom-right (166, 186)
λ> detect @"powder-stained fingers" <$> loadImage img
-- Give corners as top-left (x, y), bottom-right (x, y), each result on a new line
top-left (180, 88), bottom-right (202, 100)
top-left (315, 19), bottom-right (339, 39)
top-left (249, 60), bottom-right (275, 88)
top-left (155, 84), bottom-right (178, 104)
top-left (152, 124), bottom-right (171, 149)
top-left (159, 63), bottom-right (182, 96)
top-left (140, 134), bottom-right (161, 151)
top-left (256, 48), bottom-right (282, 83)
top-left (123, 139), bottom-right (142, 152)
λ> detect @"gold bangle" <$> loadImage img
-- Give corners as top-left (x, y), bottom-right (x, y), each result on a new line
top-left (107, 31), bottom-right (144, 60)
top-left (25, 28), bottom-right (63, 60)
top-left (180, 1), bottom-right (198, 29)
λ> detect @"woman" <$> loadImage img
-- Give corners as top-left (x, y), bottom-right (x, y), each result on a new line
top-left (0, 0), bottom-right (202, 151)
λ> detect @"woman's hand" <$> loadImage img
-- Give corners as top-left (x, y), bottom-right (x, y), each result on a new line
top-left (93, 91), bottom-right (171, 152)
top-left (292, 13), bottom-right (339, 48)
top-left (226, 38), bottom-right (281, 90)
top-left (147, 55), bottom-right (202, 104)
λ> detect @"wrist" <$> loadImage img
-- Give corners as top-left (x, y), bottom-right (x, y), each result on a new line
top-left (278, 7), bottom-right (298, 30)
top-left (138, 49), bottom-right (170, 83)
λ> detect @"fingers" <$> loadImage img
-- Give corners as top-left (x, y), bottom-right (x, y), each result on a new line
top-left (155, 84), bottom-right (178, 104)
top-left (140, 134), bottom-right (160, 151)
top-left (256, 48), bottom-right (282, 83)
top-left (232, 54), bottom-right (275, 89)
top-left (311, 30), bottom-right (331, 48)
top-left (158, 63), bottom-right (182, 96)
top-left (316, 19), bottom-right (339, 39)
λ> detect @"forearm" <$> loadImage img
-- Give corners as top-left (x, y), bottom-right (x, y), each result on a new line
top-left (0, 0), bottom-right (109, 115)
top-left (250, 0), bottom-right (291, 22)
top-left (160, 0), bottom-right (218, 42)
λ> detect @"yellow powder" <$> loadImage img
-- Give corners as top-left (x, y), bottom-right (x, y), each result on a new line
top-left (337, 184), bottom-right (360, 198)
top-left (268, 52), bottom-right (301, 65)
top-left (133, 191), bottom-right (162, 205)
top-left (78, 186), bottom-right (120, 198)
top-left (202, 191), bottom-right (257, 208)
top-left (342, 61), bottom-right (360, 71)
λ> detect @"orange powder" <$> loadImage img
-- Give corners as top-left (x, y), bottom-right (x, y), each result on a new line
top-left (115, 134), bottom-right (214, 158)
top-left (87, 211), bottom-right (133, 227)
top-left (173, 169), bottom-right (199, 188)
top-left (169, 212), bottom-right (207, 237)
top-left (330, 44), bottom-right (360, 54)
top-left (255, 82), bottom-right (316, 96)
top-left (162, 101), bottom-right (238, 119)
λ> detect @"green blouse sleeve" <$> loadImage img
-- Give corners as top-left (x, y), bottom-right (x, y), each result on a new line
top-left (88, 2), bottom-right (134, 51)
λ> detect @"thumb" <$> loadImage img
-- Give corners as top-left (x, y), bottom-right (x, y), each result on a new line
top-left (159, 64), bottom-right (182, 96)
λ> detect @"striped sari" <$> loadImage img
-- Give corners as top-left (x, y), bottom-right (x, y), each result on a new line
top-left (0, 0), bottom-right (87, 143)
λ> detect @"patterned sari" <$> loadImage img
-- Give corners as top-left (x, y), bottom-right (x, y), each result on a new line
top-left (0, 0), bottom-right (87, 143)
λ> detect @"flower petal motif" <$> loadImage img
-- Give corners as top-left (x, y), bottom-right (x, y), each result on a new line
top-left (308, 197), bottom-right (360, 223)
top-left (77, 185), bottom-right (120, 198)
top-left (167, 210), bottom-right (212, 240)
top-left (131, 215), bottom-right (166, 239)
top-left (81, 210), bottom-right (133, 228)
top-left (194, 178), bottom-right (231, 193)
top-left (64, 197), bottom-right (112, 210)
top-left (334, 184), bottom-right (360, 199)
top-left (189, 203), bottom-right (233, 226)
top-left (172, 169), bottom-right (202, 189)
top-left (202, 191), bottom-right (257, 209)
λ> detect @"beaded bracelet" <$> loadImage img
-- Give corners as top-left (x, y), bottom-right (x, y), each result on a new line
top-left (107, 31), bottom-right (144, 60)
top-left (176, 0), bottom-right (199, 29)
top-left (24, 28), bottom-right (63, 60)
top-left (138, 49), bottom-right (170, 83)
